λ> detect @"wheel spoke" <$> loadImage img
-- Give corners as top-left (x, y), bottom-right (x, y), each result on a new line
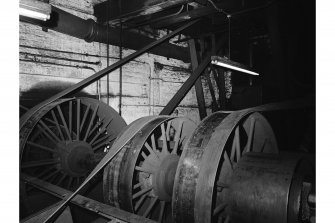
top-left (57, 105), bottom-right (72, 140)
top-left (89, 127), bottom-right (107, 145)
top-left (89, 116), bottom-right (113, 143)
top-left (26, 141), bottom-right (58, 154)
top-left (144, 142), bottom-right (160, 160)
top-left (20, 104), bottom-right (29, 111)
top-left (213, 203), bottom-right (227, 216)
top-left (80, 104), bottom-right (91, 132)
top-left (134, 194), bottom-right (147, 212)
top-left (218, 214), bottom-right (224, 223)
top-left (133, 182), bottom-right (144, 190)
top-left (84, 104), bottom-right (99, 141)
top-left (245, 117), bottom-right (255, 153)
top-left (132, 186), bottom-right (153, 199)
top-left (49, 171), bottom-right (60, 183)
top-left (260, 138), bottom-right (268, 153)
top-left (92, 134), bottom-right (109, 146)
top-left (39, 118), bottom-right (61, 143)
top-left (160, 124), bottom-right (168, 154)
top-left (230, 126), bottom-right (240, 162)
top-left (158, 201), bottom-right (166, 223)
top-left (76, 99), bottom-right (81, 140)
top-left (67, 177), bottom-right (74, 189)
top-left (166, 121), bottom-right (172, 140)
top-left (151, 135), bottom-right (157, 151)
top-left (37, 124), bottom-right (58, 145)
top-left (35, 166), bottom-right (54, 178)
top-left (51, 110), bottom-right (65, 141)
top-left (99, 117), bottom-right (113, 133)
top-left (21, 159), bottom-right (60, 169)
top-left (43, 169), bottom-right (60, 181)
top-left (92, 135), bottom-right (116, 151)
top-left (88, 118), bottom-right (105, 138)
top-left (224, 151), bottom-right (233, 171)
top-left (172, 120), bottom-right (184, 154)
top-left (56, 174), bottom-right (67, 186)
top-left (69, 101), bottom-right (73, 138)
top-left (143, 196), bottom-right (159, 217)
top-left (216, 181), bottom-right (228, 188)
top-left (135, 166), bottom-right (154, 174)
top-left (92, 141), bottom-right (108, 151)
top-left (76, 177), bottom-right (81, 187)
top-left (229, 129), bottom-right (237, 161)
top-left (235, 126), bottom-right (241, 162)
top-left (141, 151), bottom-right (148, 159)
top-left (224, 215), bottom-right (230, 223)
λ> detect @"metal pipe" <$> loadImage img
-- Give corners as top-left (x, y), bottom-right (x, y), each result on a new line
top-left (20, 5), bottom-right (189, 62)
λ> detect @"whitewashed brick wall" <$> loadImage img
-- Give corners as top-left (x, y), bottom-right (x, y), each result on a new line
top-left (20, 0), bottom-right (215, 125)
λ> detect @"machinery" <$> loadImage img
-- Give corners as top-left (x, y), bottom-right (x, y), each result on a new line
top-left (20, 97), bottom-right (127, 215)
top-left (20, 104), bottom-right (315, 223)
top-left (19, 1), bottom-right (315, 222)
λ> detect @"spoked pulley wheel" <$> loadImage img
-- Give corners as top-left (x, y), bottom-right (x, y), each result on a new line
top-left (103, 116), bottom-right (197, 222)
top-left (20, 97), bottom-right (127, 192)
top-left (173, 111), bottom-right (279, 223)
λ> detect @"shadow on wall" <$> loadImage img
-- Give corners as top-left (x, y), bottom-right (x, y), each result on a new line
top-left (20, 80), bottom-right (96, 117)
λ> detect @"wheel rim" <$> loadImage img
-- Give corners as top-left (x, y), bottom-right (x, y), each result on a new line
top-left (173, 111), bottom-right (279, 223)
top-left (103, 116), bottom-right (197, 222)
top-left (20, 98), bottom-right (127, 192)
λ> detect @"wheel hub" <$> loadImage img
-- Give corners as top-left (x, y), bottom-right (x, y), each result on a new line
top-left (153, 154), bottom-right (179, 202)
top-left (58, 141), bottom-right (94, 177)
top-left (138, 153), bottom-right (180, 202)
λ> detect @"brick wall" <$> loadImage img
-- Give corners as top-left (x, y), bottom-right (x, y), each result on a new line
top-left (19, 0), bottom-right (215, 124)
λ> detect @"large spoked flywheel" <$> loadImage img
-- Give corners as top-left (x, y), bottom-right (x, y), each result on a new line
top-left (20, 98), bottom-right (127, 192)
top-left (173, 111), bottom-right (279, 223)
top-left (103, 116), bottom-right (197, 222)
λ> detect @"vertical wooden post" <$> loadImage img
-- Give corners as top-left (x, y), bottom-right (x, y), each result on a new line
top-left (189, 39), bottom-right (207, 120)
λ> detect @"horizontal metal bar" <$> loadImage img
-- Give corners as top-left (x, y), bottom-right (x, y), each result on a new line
top-left (21, 174), bottom-right (157, 223)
